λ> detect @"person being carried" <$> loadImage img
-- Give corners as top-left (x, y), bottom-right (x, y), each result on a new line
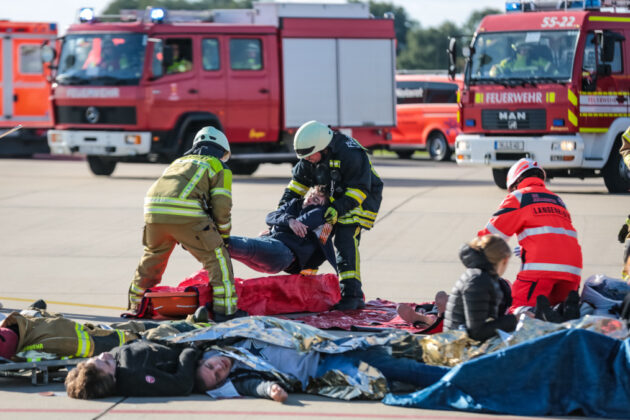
top-left (443, 234), bottom-right (516, 341)
top-left (478, 158), bottom-right (583, 314)
top-left (195, 338), bottom-right (448, 402)
top-left (279, 121), bottom-right (384, 310)
top-left (229, 185), bottom-right (336, 275)
top-left (127, 127), bottom-right (245, 322)
top-left (65, 340), bottom-right (200, 399)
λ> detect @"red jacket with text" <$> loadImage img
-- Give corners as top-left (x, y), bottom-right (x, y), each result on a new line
top-left (478, 177), bottom-right (582, 284)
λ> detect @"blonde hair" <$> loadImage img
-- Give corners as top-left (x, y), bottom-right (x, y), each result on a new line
top-left (468, 234), bottom-right (511, 268)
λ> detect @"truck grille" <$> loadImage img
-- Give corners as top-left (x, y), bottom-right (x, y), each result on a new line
top-left (55, 106), bottom-right (136, 125)
top-left (482, 109), bottom-right (546, 130)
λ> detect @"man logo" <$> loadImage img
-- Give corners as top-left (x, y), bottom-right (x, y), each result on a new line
top-left (498, 111), bottom-right (526, 130)
top-left (85, 106), bottom-right (100, 124)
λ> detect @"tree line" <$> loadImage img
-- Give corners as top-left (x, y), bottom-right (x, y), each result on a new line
top-left (103, 0), bottom-right (500, 71)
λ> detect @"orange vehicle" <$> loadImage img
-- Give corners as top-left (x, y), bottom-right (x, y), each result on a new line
top-left (388, 73), bottom-right (462, 161)
top-left (0, 21), bottom-right (56, 155)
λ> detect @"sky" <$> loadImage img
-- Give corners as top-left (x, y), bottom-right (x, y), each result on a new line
top-left (1, 0), bottom-right (507, 35)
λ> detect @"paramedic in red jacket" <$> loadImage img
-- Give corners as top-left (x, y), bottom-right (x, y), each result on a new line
top-left (478, 158), bottom-right (582, 311)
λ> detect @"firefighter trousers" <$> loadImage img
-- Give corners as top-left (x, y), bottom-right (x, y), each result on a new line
top-left (333, 223), bottom-right (363, 298)
top-left (129, 220), bottom-right (237, 316)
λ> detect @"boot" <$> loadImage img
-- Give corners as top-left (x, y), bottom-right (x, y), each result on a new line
top-left (561, 290), bottom-right (581, 321)
top-left (193, 306), bottom-right (210, 323)
top-left (534, 295), bottom-right (563, 323)
top-left (332, 278), bottom-right (365, 311)
top-left (29, 299), bottom-right (47, 311)
top-left (213, 309), bottom-right (248, 323)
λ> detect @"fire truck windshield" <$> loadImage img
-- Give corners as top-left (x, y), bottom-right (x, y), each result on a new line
top-left (468, 30), bottom-right (578, 85)
top-left (56, 33), bottom-right (146, 86)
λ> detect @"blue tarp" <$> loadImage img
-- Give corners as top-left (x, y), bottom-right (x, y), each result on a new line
top-left (384, 329), bottom-right (630, 418)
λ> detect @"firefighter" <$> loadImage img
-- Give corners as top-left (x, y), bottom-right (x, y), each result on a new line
top-left (622, 127), bottom-right (630, 170)
top-left (279, 121), bottom-right (383, 310)
top-left (478, 158), bottom-right (583, 312)
top-left (128, 126), bottom-right (242, 322)
top-left (619, 128), bottom-right (630, 280)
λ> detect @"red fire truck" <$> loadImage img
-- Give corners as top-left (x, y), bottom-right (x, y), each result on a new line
top-left (451, 0), bottom-right (630, 192)
top-left (0, 21), bottom-right (56, 155)
top-left (44, 3), bottom-right (396, 175)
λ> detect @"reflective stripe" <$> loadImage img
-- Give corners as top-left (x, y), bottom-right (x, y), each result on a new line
top-left (339, 271), bottom-right (357, 280)
top-left (74, 324), bottom-right (91, 357)
top-left (511, 190), bottom-right (523, 204)
top-left (213, 247), bottom-right (235, 313)
top-left (180, 166), bottom-right (207, 199)
top-left (213, 284), bottom-right (236, 295)
top-left (212, 297), bottom-right (238, 307)
top-left (130, 283), bottom-right (145, 295)
top-left (144, 197), bottom-right (202, 209)
top-left (217, 222), bottom-right (231, 231)
top-left (484, 222), bottom-right (509, 240)
top-left (522, 263), bottom-right (582, 276)
top-left (345, 188), bottom-right (367, 204)
top-left (116, 330), bottom-right (125, 346)
top-left (330, 160), bottom-right (341, 168)
top-left (287, 179), bottom-right (308, 196)
top-left (517, 226), bottom-right (578, 241)
top-left (22, 344), bottom-right (44, 351)
top-left (144, 206), bottom-right (207, 217)
top-left (299, 268), bottom-right (318, 275)
top-left (211, 188), bottom-right (232, 198)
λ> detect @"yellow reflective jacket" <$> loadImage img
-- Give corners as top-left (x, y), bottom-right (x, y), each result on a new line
top-left (143, 155), bottom-right (232, 238)
top-left (1, 312), bottom-right (137, 359)
top-left (621, 127), bottom-right (630, 170)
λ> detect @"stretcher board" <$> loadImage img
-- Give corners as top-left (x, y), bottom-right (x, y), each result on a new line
top-left (0, 357), bottom-right (85, 385)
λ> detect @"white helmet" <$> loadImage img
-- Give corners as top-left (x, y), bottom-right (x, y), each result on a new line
top-left (294, 121), bottom-right (333, 158)
top-left (506, 158), bottom-right (545, 190)
top-left (193, 126), bottom-right (230, 162)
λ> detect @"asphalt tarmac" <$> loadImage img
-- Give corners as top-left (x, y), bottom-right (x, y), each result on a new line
top-left (0, 154), bottom-right (624, 419)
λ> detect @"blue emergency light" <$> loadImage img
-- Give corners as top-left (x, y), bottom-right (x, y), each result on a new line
top-left (150, 8), bottom-right (166, 23)
top-left (78, 8), bottom-right (95, 23)
top-left (553, 118), bottom-right (565, 127)
top-left (465, 119), bottom-right (476, 127)
top-left (505, 2), bottom-right (522, 12)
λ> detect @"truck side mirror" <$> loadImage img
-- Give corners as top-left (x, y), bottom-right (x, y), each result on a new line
top-left (597, 63), bottom-right (612, 77)
top-left (41, 44), bottom-right (56, 63)
top-left (447, 37), bottom-right (457, 80)
top-left (601, 31), bottom-right (625, 63)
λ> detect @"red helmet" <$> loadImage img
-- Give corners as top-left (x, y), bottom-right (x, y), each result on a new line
top-left (0, 327), bottom-right (18, 359)
top-left (506, 158), bottom-right (545, 190)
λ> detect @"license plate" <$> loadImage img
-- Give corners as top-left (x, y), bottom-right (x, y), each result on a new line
top-left (494, 140), bottom-right (524, 151)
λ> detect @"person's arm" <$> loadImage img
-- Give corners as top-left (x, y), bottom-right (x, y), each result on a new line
top-left (330, 150), bottom-right (371, 217)
top-left (295, 207), bottom-right (326, 231)
top-left (116, 347), bottom-right (199, 397)
top-left (621, 127), bottom-right (630, 170)
top-left (279, 161), bottom-right (313, 207)
top-left (477, 193), bottom-right (522, 240)
top-left (210, 162), bottom-right (233, 242)
top-left (265, 200), bottom-right (300, 228)
top-left (233, 377), bottom-right (288, 402)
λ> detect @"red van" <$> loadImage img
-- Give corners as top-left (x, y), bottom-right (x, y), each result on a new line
top-left (389, 73), bottom-right (462, 161)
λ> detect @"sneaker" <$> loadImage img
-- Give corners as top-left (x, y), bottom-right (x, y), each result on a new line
top-left (213, 309), bottom-right (248, 323)
top-left (29, 299), bottom-right (47, 311)
top-left (332, 297), bottom-right (365, 311)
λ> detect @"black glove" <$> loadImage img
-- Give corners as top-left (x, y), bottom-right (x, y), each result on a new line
top-left (618, 215), bottom-right (630, 243)
top-left (223, 237), bottom-right (230, 248)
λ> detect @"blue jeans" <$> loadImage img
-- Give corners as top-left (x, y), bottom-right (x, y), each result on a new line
top-left (316, 349), bottom-right (448, 390)
top-left (229, 236), bottom-right (295, 273)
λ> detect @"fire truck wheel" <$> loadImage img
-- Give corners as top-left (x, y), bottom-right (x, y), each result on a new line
top-left (602, 138), bottom-right (630, 193)
top-left (229, 161), bottom-right (259, 175)
top-left (395, 150), bottom-right (414, 159)
top-left (492, 168), bottom-right (508, 190)
top-left (87, 156), bottom-right (117, 176)
top-left (428, 132), bottom-right (451, 161)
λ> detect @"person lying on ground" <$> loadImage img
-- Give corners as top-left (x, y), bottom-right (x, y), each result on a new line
top-left (65, 340), bottom-right (200, 399)
top-left (229, 185), bottom-right (336, 275)
top-left (443, 234), bottom-right (517, 341)
top-left (195, 338), bottom-right (449, 401)
top-left (396, 291), bottom-right (448, 330)
top-left (0, 302), bottom-right (205, 361)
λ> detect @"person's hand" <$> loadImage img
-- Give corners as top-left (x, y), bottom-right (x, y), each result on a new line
top-left (289, 218), bottom-right (308, 238)
top-left (269, 383), bottom-right (288, 403)
top-left (258, 228), bottom-right (270, 237)
top-left (324, 207), bottom-right (338, 224)
top-left (618, 216), bottom-right (630, 243)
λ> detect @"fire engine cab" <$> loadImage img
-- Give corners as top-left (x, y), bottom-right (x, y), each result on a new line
top-left (0, 21), bottom-right (56, 155)
top-left (45, 2), bottom-right (396, 176)
top-left (451, 0), bottom-right (630, 192)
